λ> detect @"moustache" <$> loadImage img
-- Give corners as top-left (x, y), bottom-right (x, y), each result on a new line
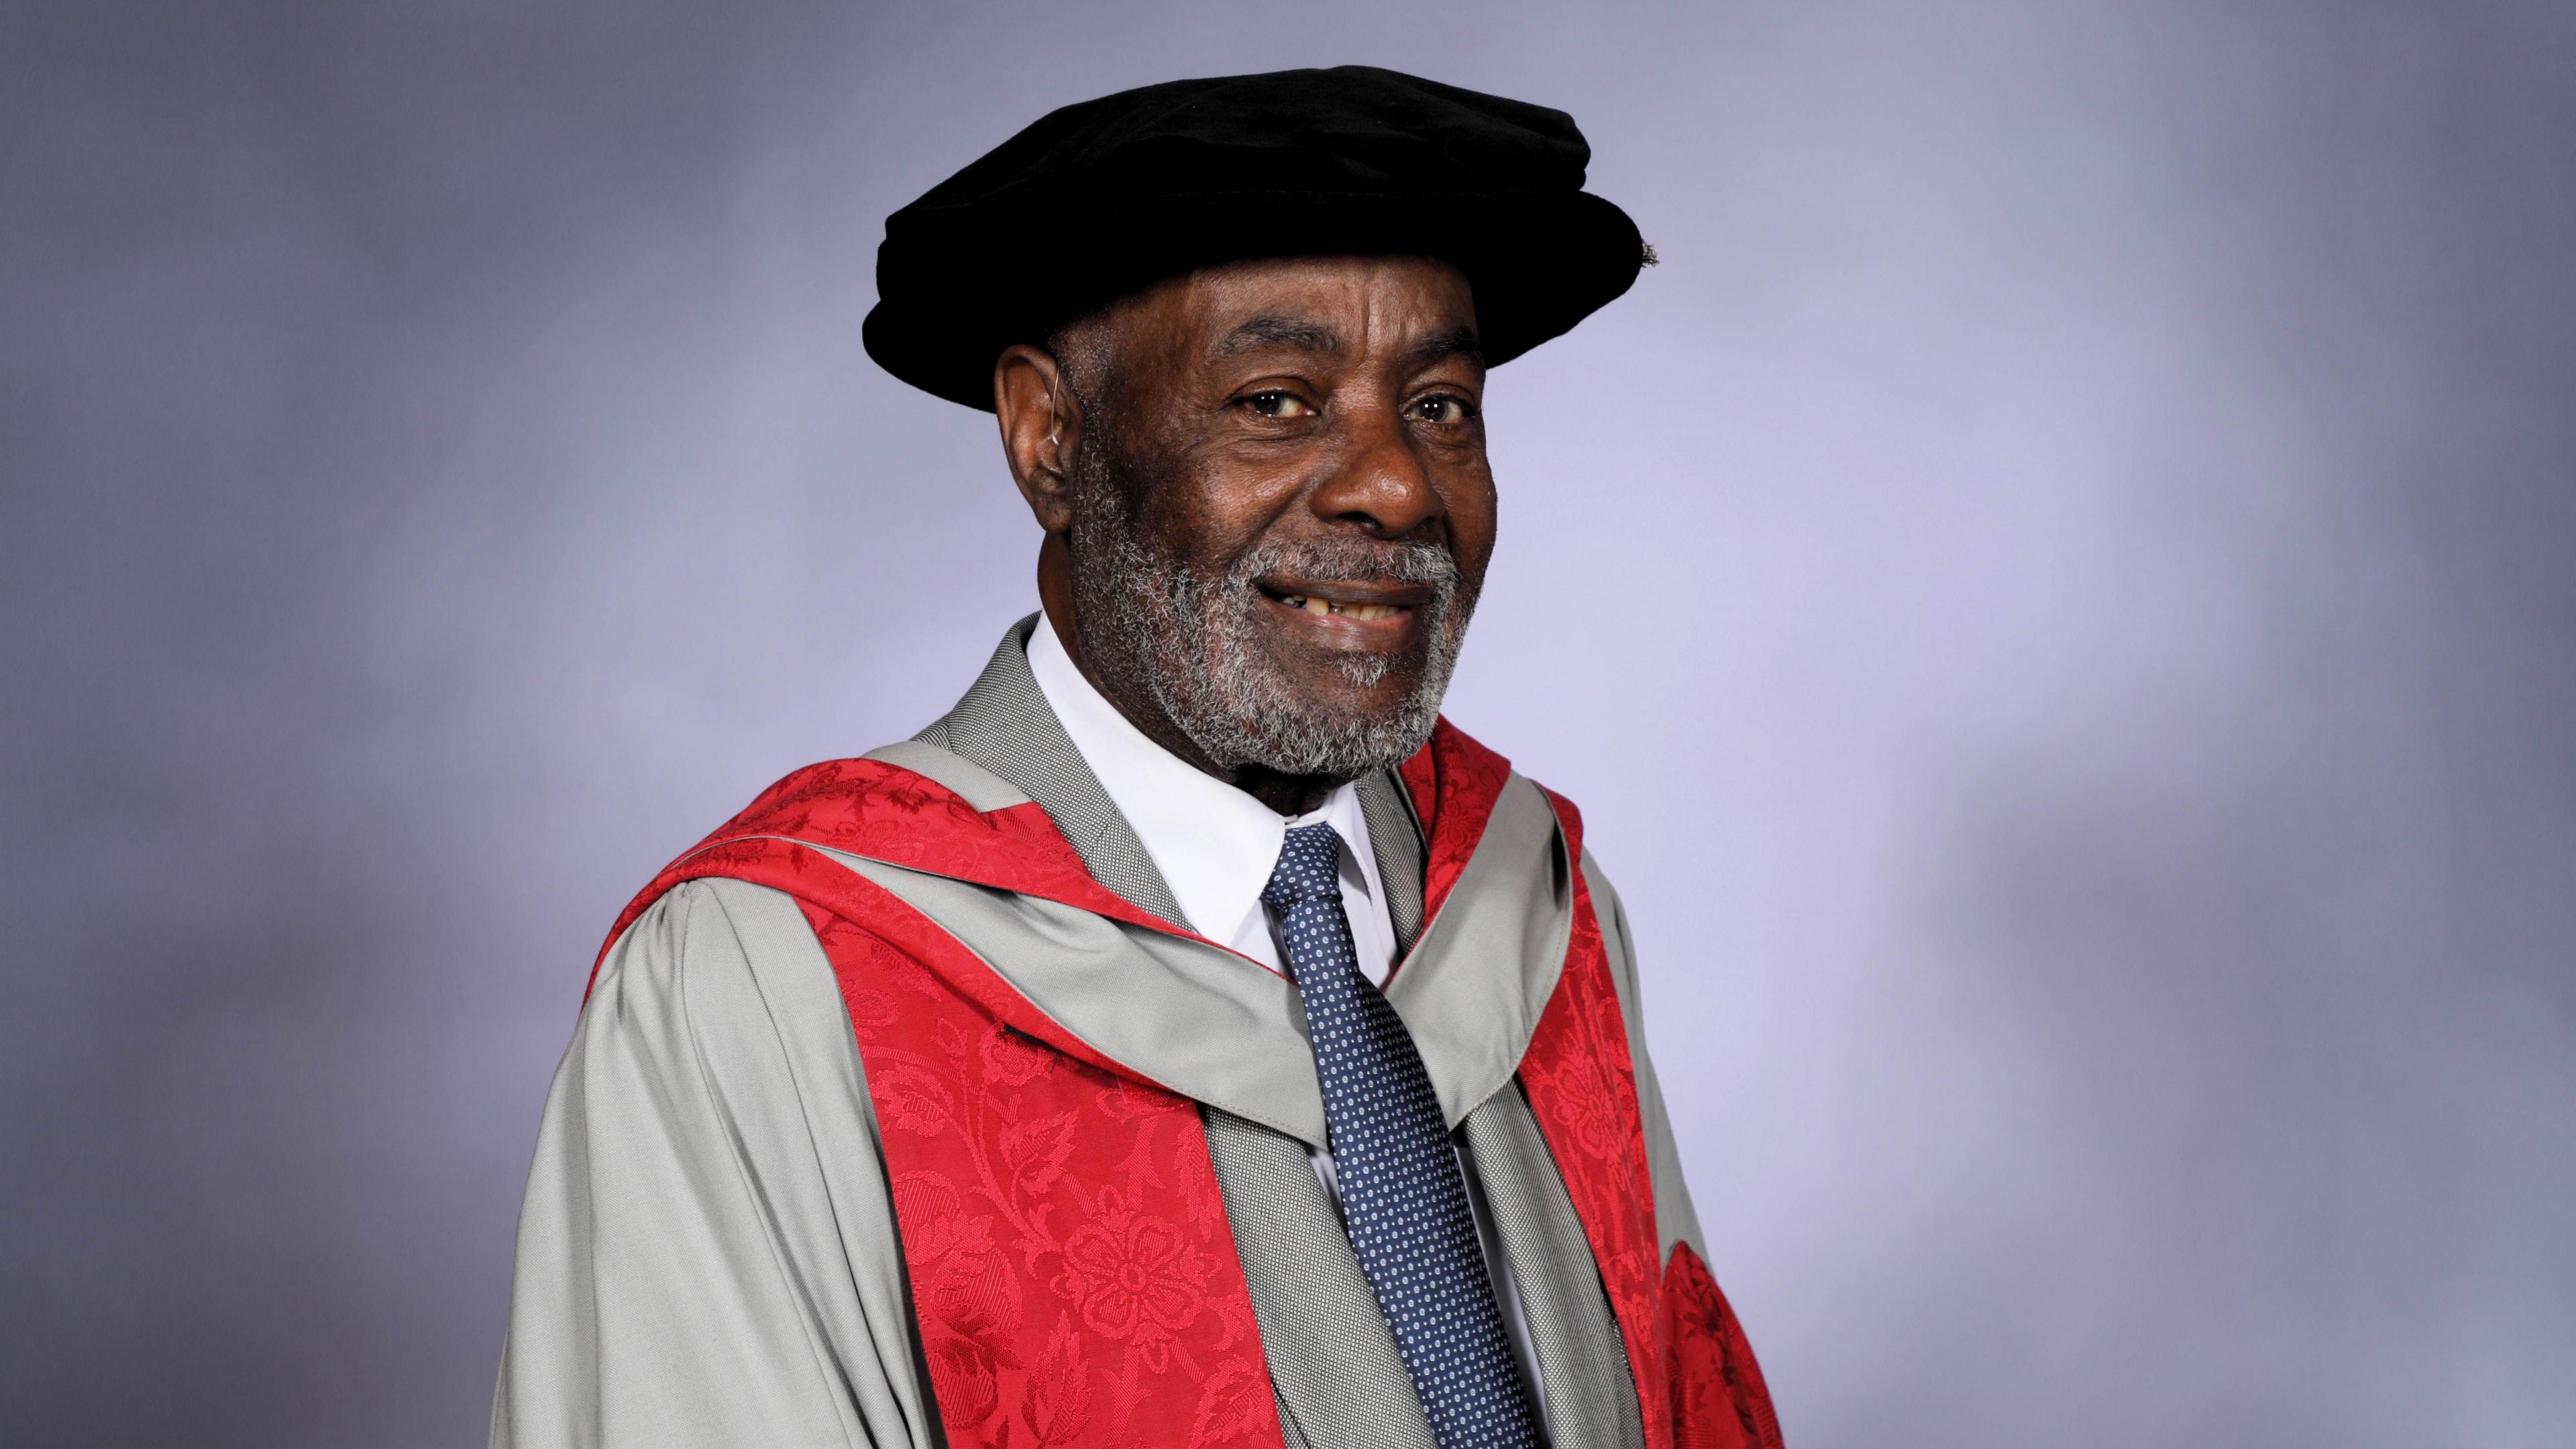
top-left (1220, 535), bottom-right (1461, 592)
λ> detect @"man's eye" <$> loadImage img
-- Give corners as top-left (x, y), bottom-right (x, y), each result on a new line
top-left (1243, 390), bottom-right (1316, 419)
top-left (1412, 394), bottom-right (1477, 425)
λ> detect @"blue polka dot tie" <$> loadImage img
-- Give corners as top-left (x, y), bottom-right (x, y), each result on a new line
top-left (1263, 822), bottom-right (1542, 1449)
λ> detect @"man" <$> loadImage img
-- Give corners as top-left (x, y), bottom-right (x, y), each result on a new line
top-left (492, 66), bottom-right (1782, 1449)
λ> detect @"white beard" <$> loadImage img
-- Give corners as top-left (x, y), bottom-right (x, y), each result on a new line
top-left (1067, 452), bottom-right (1476, 780)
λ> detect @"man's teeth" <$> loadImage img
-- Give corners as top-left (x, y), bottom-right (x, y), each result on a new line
top-left (1278, 595), bottom-right (1400, 621)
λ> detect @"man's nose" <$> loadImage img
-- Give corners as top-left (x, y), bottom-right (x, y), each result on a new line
top-left (1309, 405), bottom-right (1444, 537)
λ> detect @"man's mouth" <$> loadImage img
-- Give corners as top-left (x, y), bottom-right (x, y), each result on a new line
top-left (1256, 579), bottom-right (1432, 627)
top-left (1271, 593), bottom-right (1406, 621)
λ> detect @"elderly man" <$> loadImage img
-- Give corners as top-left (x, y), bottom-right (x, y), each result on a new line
top-left (492, 66), bottom-right (1781, 1449)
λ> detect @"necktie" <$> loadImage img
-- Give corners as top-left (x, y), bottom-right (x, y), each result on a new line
top-left (1263, 822), bottom-right (1542, 1449)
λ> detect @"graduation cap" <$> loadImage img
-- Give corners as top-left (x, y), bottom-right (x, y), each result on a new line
top-left (862, 65), bottom-right (1649, 411)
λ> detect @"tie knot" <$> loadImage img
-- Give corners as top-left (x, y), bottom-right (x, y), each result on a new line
top-left (1262, 822), bottom-right (1346, 910)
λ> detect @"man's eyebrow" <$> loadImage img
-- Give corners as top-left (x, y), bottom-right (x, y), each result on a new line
top-left (1212, 314), bottom-right (1346, 358)
top-left (1401, 325), bottom-right (1485, 372)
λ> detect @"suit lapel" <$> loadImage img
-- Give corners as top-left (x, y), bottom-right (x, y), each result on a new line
top-left (1355, 765), bottom-right (1427, 955)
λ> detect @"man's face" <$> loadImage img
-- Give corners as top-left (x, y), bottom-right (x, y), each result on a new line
top-left (1054, 255), bottom-right (1496, 783)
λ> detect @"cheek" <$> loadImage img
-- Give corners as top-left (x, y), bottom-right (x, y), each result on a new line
top-left (1159, 455), bottom-right (1308, 561)
top-left (1445, 473), bottom-right (1500, 570)
top-left (1098, 435), bottom-right (1242, 557)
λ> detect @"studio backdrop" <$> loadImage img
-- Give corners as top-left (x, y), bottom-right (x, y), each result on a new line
top-left (4, 3), bottom-right (2571, 1446)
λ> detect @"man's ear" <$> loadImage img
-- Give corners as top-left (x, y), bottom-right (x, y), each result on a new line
top-left (995, 343), bottom-right (1081, 533)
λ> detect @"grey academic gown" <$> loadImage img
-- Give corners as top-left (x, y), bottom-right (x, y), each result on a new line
top-left (490, 616), bottom-right (1709, 1449)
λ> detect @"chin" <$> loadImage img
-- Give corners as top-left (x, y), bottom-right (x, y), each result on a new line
top-left (1286, 675), bottom-right (1432, 739)
top-left (1277, 648), bottom-right (1420, 708)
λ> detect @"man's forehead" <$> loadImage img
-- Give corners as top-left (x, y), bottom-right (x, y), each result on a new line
top-left (1134, 257), bottom-right (1481, 360)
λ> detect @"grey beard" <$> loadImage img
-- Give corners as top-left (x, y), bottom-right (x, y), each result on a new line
top-left (1070, 480), bottom-right (1475, 782)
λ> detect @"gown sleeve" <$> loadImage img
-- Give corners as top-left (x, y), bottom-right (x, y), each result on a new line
top-left (490, 877), bottom-right (941, 1449)
top-left (1576, 848), bottom-right (1706, 1266)
top-left (1579, 847), bottom-right (1787, 1449)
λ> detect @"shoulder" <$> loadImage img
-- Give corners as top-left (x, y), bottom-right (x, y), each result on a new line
top-left (1574, 844), bottom-right (1642, 997)
top-left (582, 875), bottom-right (881, 1093)
top-left (592, 877), bottom-right (823, 1015)
top-left (699, 755), bottom-right (980, 846)
top-left (610, 875), bottom-right (818, 953)
top-left (1572, 841), bottom-right (1629, 934)
top-left (587, 753), bottom-right (1008, 987)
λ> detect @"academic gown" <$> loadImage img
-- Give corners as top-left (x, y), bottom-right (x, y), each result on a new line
top-left (490, 616), bottom-right (1758, 1449)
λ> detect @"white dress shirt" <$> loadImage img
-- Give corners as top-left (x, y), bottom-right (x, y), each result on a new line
top-left (1025, 610), bottom-right (1549, 1419)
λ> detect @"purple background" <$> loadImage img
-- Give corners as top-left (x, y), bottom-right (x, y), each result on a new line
top-left (6, 3), bottom-right (2572, 1444)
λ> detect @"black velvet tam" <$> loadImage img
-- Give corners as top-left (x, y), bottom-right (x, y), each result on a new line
top-left (862, 65), bottom-right (1648, 410)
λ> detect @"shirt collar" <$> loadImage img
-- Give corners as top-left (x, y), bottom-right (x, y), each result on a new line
top-left (1025, 609), bottom-right (1381, 948)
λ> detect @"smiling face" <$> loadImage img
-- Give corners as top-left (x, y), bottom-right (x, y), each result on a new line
top-left (994, 255), bottom-right (1496, 811)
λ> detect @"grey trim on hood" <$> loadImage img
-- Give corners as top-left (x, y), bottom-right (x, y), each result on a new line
top-left (788, 770), bottom-right (1569, 1150)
